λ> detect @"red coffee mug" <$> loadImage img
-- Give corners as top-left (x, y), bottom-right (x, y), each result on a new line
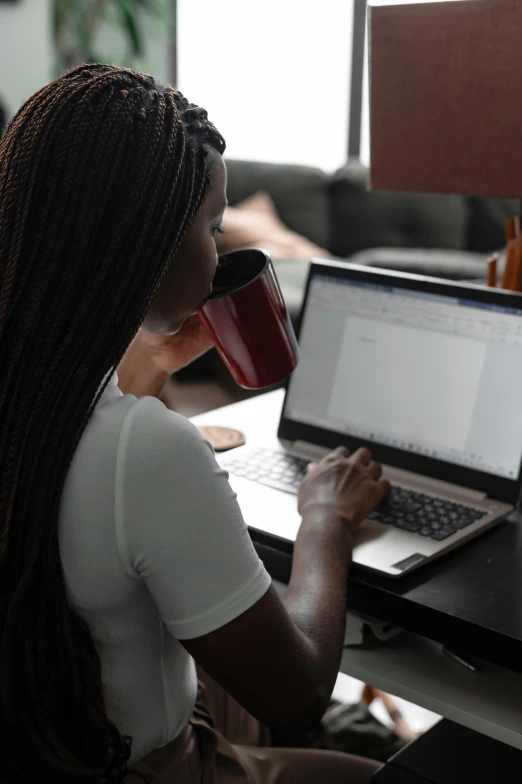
top-left (199, 248), bottom-right (299, 389)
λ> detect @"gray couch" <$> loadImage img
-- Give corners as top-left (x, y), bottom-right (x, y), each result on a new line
top-left (224, 157), bottom-right (517, 318)
top-left (226, 157), bottom-right (516, 259)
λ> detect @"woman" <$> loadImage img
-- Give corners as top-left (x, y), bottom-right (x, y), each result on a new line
top-left (0, 65), bottom-right (389, 783)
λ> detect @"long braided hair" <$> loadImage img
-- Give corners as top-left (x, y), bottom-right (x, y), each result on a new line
top-left (0, 64), bottom-right (225, 782)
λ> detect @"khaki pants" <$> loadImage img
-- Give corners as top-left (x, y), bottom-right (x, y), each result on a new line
top-left (124, 670), bottom-right (380, 784)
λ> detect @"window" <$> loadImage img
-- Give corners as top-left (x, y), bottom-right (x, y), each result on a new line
top-left (177, 0), bottom-right (355, 172)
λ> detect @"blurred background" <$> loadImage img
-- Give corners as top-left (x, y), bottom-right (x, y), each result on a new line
top-left (0, 0), bottom-right (372, 169)
top-left (0, 0), bottom-right (511, 754)
top-left (1, 0), bottom-right (515, 414)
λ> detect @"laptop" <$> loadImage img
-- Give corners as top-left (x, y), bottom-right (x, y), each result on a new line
top-left (218, 260), bottom-right (522, 577)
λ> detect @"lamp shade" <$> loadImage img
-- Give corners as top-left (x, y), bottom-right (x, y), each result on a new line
top-left (369, 0), bottom-right (522, 198)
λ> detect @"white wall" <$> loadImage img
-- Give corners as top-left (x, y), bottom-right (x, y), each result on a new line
top-left (0, 0), bottom-right (53, 119)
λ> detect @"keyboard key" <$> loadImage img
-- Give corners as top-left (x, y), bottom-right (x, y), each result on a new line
top-left (395, 520), bottom-right (422, 532)
top-left (258, 477), bottom-right (303, 494)
top-left (431, 530), bottom-right (452, 541)
top-left (431, 526), bottom-right (457, 541)
top-left (454, 517), bottom-right (474, 529)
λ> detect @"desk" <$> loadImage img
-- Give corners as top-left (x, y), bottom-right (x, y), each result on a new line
top-left (372, 719), bottom-right (522, 784)
top-left (192, 391), bottom-right (522, 750)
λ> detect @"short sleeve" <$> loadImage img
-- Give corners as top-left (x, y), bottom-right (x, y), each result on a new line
top-left (114, 396), bottom-right (271, 640)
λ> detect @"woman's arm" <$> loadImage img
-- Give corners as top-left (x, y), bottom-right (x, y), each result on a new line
top-left (183, 512), bottom-right (350, 728)
top-left (119, 328), bottom-right (388, 728)
top-left (183, 448), bottom-right (389, 729)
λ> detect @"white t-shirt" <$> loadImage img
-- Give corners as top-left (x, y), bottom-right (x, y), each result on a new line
top-left (58, 376), bottom-right (271, 765)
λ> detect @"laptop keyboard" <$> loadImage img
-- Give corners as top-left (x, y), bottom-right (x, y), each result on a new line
top-left (220, 447), bottom-right (488, 542)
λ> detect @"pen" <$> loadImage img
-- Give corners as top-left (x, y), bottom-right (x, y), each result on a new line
top-left (442, 646), bottom-right (476, 672)
top-left (487, 253), bottom-right (498, 287)
top-left (500, 216), bottom-right (522, 292)
top-left (501, 241), bottom-right (517, 290)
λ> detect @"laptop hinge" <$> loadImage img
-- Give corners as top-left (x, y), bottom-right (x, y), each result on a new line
top-left (380, 464), bottom-right (488, 503)
top-left (286, 440), bottom-right (331, 461)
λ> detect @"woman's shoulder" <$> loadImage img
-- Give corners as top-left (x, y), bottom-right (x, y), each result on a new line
top-left (80, 388), bottom-right (209, 475)
top-left (122, 394), bottom-right (207, 445)
top-left (115, 394), bottom-right (214, 474)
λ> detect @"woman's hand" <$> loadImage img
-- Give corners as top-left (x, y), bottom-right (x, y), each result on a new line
top-left (298, 446), bottom-right (390, 534)
top-left (185, 446), bottom-right (389, 729)
top-left (133, 316), bottom-right (214, 375)
top-left (117, 316), bottom-right (214, 398)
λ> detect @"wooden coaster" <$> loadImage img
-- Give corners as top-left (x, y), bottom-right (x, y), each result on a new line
top-left (198, 426), bottom-right (246, 452)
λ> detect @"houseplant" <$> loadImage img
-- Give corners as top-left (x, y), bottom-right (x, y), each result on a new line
top-left (53, 0), bottom-right (171, 72)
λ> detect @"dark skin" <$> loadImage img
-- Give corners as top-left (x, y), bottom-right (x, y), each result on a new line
top-left (118, 152), bottom-right (390, 729)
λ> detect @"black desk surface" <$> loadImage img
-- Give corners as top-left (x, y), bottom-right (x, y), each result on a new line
top-left (252, 511), bottom-right (522, 674)
top-left (373, 720), bottom-right (521, 784)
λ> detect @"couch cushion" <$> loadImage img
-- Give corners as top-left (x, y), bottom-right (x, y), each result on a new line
top-left (329, 162), bottom-right (467, 257)
top-left (217, 191), bottom-right (329, 261)
top-left (348, 247), bottom-right (492, 281)
top-left (224, 158), bottom-right (329, 249)
top-left (466, 196), bottom-right (519, 253)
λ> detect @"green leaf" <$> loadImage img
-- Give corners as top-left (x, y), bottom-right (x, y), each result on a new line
top-left (116, 0), bottom-right (143, 57)
top-left (131, 0), bottom-right (157, 8)
top-left (74, 5), bottom-right (91, 54)
top-left (129, 0), bottom-right (168, 19)
top-left (52, 0), bottom-right (75, 42)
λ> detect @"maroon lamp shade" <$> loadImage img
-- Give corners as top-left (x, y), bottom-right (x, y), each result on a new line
top-left (369, 0), bottom-right (522, 198)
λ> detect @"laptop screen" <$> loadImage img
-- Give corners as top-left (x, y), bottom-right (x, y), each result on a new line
top-left (284, 271), bottom-right (522, 481)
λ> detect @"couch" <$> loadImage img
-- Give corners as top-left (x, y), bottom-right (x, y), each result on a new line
top-left (222, 157), bottom-right (517, 319)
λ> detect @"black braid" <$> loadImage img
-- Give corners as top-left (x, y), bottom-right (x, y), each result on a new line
top-left (0, 64), bottom-right (225, 782)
